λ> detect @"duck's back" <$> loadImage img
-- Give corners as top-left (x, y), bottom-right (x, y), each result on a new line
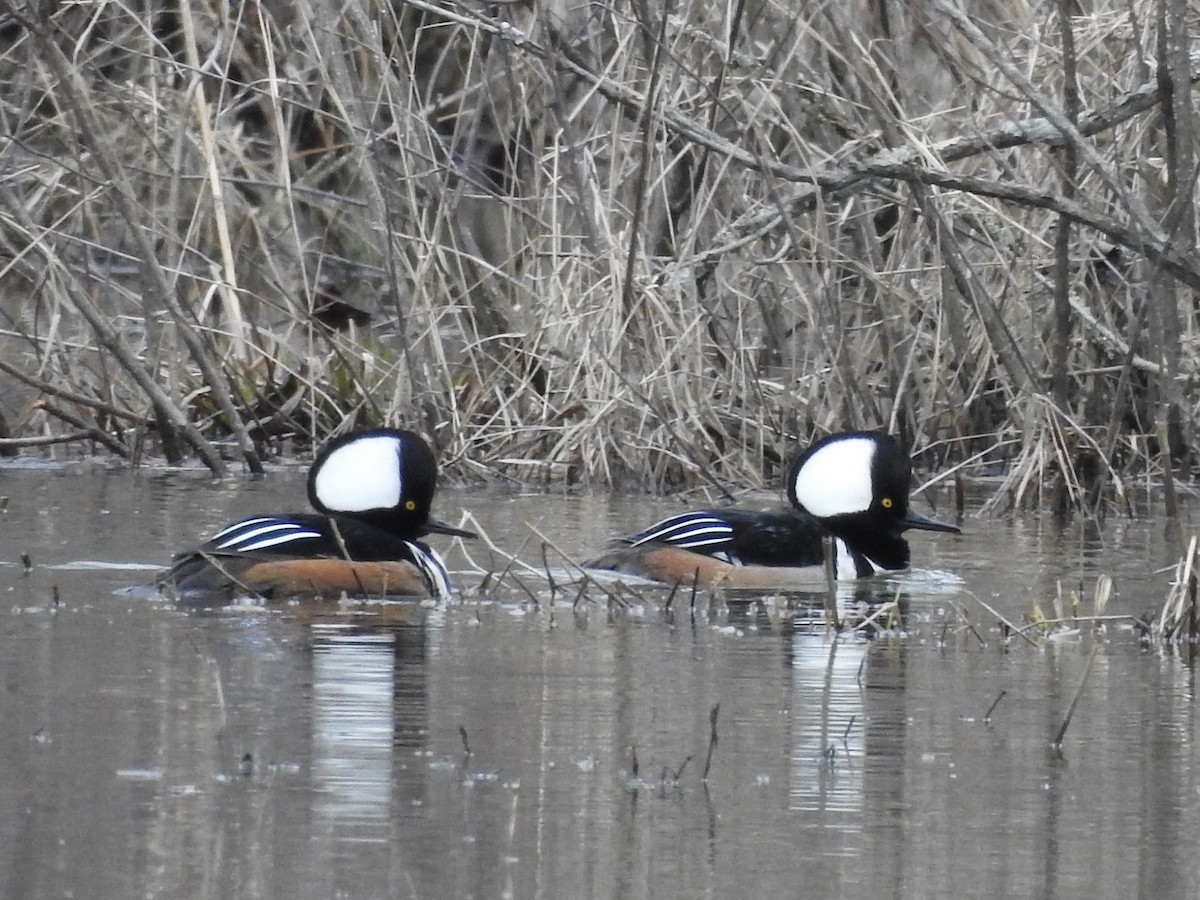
top-left (619, 507), bottom-right (827, 566)
top-left (157, 513), bottom-right (447, 602)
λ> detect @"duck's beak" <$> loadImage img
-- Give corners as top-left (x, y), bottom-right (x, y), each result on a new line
top-left (902, 506), bottom-right (961, 534)
top-left (424, 518), bottom-right (477, 539)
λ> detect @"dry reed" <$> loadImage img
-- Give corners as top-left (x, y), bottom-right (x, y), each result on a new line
top-left (1156, 535), bottom-right (1200, 640)
top-left (0, 0), bottom-right (1195, 508)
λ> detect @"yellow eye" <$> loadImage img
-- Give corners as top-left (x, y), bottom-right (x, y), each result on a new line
top-left (881, 497), bottom-right (893, 509)
top-left (405, 500), bottom-right (417, 511)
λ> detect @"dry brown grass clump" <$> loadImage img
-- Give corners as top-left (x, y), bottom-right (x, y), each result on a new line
top-left (0, 0), bottom-right (1196, 507)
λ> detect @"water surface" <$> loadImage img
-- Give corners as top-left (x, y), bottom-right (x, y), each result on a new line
top-left (1, 465), bottom-right (1198, 899)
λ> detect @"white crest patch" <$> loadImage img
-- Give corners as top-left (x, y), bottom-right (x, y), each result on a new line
top-left (313, 435), bottom-right (403, 512)
top-left (792, 436), bottom-right (876, 518)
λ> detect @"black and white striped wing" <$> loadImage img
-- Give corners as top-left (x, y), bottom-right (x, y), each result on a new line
top-left (625, 512), bottom-right (741, 563)
top-left (205, 515), bottom-right (330, 555)
top-left (406, 541), bottom-right (452, 600)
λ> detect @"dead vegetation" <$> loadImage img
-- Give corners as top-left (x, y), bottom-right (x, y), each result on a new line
top-left (0, 0), bottom-right (1196, 508)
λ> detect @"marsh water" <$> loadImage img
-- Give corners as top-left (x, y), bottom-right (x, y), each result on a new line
top-left (1, 461), bottom-right (1200, 900)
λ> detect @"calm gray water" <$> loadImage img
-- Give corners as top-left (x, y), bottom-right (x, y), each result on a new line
top-left (1, 463), bottom-right (1199, 899)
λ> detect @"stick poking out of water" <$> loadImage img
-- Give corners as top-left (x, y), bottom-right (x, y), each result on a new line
top-left (526, 523), bottom-right (627, 607)
top-left (673, 755), bottom-right (692, 782)
top-left (541, 543), bottom-right (557, 599)
top-left (983, 690), bottom-right (1007, 722)
top-left (821, 536), bottom-right (839, 629)
top-left (663, 579), bottom-right (681, 613)
top-left (1054, 646), bottom-right (1099, 750)
top-left (963, 590), bottom-right (1038, 648)
top-left (702, 703), bottom-right (720, 782)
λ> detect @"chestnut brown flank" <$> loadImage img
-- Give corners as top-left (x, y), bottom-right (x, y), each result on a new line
top-left (239, 559), bottom-right (432, 597)
top-left (613, 547), bottom-right (829, 590)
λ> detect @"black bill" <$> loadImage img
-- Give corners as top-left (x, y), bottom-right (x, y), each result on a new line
top-left (901, 506), bottom-right (961, 534)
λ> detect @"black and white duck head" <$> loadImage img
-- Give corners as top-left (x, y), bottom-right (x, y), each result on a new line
top-left (787, 431), bottom-right (959, 572)
top-left (306, 428), bottom-right (473, 538)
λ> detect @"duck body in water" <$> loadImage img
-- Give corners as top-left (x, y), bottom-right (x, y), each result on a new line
top-left (157, 428), bottom-right (473, 603)
top-left (586, 431), bottom-right (960, 589)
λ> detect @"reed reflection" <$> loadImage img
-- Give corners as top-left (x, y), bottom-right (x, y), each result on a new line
top-left (301, 608), bottom-right (436, 897)
top-left (784, 584), bottom-right (910, 817)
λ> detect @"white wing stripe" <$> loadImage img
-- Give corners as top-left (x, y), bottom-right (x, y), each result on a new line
top-left (215, 522), bottom-right (303, 548)
top-left (668, 533), bottom-right (733, 549)
top-left (210, 517), bottom-right (277, 542)
top-left (632, 515), bottom-right (733, 548)
top-left (233, 531), bottom-right (325, 552)
top-left (215, 522), bottom-right (323, 551)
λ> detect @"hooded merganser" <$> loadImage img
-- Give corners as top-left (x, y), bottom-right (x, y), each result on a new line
top-left (586, 431), bottom-right (960, 589)
top-left (157, 428), bottom-right (475, 602)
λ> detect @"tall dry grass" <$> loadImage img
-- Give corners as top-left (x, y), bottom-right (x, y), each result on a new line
top-left (0, 0), bottom-right (1196, 505)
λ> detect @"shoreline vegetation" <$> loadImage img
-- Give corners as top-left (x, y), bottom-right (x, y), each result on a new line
top-left (0, 0), bottom-right (1197, 516)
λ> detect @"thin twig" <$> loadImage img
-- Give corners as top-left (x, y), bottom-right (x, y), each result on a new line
top-left (1053, 645), bottom-right (1099, 750)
